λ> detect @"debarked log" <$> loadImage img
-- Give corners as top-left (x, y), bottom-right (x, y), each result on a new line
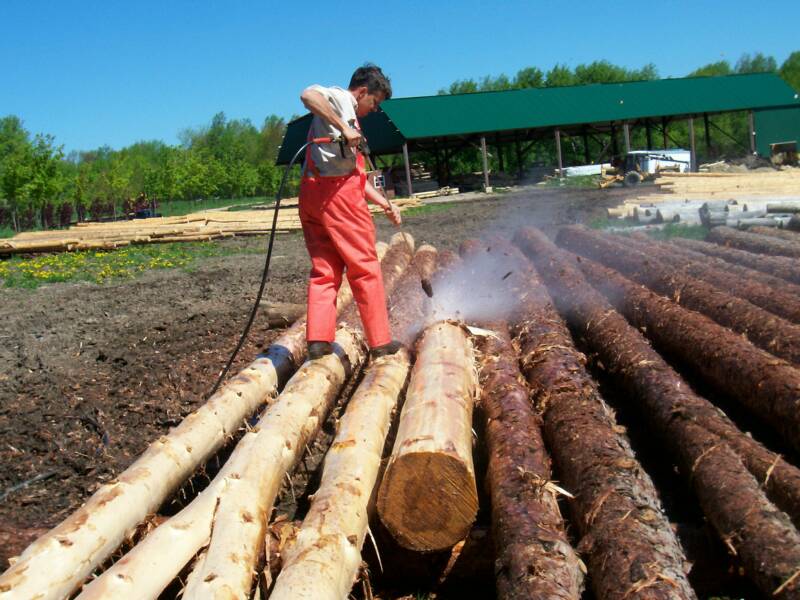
top-left (516, 227), bottom-right (800, 599)
top-left (0, 240), bottom-right (403, 600)
top-left (670, 237), bottom-right (800, 286)
top-left (708, 226), bottom-right (800, 259)
top-left (180, 237), bottom-right (416, 599)
top-left (510, 232), bottom-right (696, 600)
top-left (268, 247), bottom-right (437, 600)
top-left (377, 321), bottom-right (479, 552)
top-left (556, 226), bottom-right (800, 366)
top-left (478, 321), bottom-right (584, 600)
top-left (79, 326), bottom-right (366, 600)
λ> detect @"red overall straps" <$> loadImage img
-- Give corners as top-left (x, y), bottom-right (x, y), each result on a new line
top-left (298, 126), bottom-right (391, 348)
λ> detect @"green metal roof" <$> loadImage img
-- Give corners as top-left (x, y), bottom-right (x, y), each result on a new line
top-left (277, 73), bottom-right (800, 163)
top-left (382, 73), bottom-right (800, 139)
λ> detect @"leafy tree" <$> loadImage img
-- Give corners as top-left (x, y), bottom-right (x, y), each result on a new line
top-left (689, 60), bottom-right (733, 77)
top-left (514, 66), bottom-right (544, 89)
top-left (23, 134), bottom-right (64, 227)
top-left (735, 52), bottom-right (777, 74)
top-left (780, 51), bottom-right (800, 91)
top-left (544, 64), bottom-right (576, 87)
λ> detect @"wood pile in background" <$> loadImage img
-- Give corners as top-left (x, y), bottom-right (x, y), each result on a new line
top-left (606, 169), bottom-right (800, 227)
top-left (0, 198), bottom-right (421, 255)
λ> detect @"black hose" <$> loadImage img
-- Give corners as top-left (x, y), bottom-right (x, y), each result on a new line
top-left (206, 141), bottom-right (312, 398)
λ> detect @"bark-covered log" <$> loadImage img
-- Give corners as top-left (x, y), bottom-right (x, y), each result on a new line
top-left (516, 227), bottom-right (800, 599)
top-left (77, 325), bottom-right (366, 600)
top-left (708, 225), bottom-right (800, 258)
top-left (377, 321), bottom-right (479, 552)
top-left (507, 236), bottom-right (695, 600)
top-left (751, 225), bottom-right (800, 242)
top-left (268, 247), bottom-right (437, 600)
top-left (478, 321), bottom-right (584, 600)
top-left (617, 231), bottom-right (800, 324)
top-left (572, 255), bottom-right (800, 520)
top-left (557, 227), bottom-right (800, 524)
top-left (670, 237), bottom-right (800, 286)
top-left (556, 226), bottom-right (800, 365)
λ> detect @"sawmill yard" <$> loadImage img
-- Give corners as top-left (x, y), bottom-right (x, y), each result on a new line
top-left (3, 176), bottom-right (800, 599)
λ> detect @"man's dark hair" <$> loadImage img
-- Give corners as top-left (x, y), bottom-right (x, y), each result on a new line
top-left (349, 64), bottom-right (392, 99)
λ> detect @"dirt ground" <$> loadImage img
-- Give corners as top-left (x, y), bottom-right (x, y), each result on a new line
top-left (0, 187), bottom-right (617, 569)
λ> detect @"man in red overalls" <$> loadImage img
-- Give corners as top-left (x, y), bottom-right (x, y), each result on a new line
top-left (299, 64), bottom-right (402, 360)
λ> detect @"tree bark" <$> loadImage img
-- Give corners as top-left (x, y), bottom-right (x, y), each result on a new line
top-left (557, 226), bottom-right (800, 366)
top-left (377, 321), bottom-right (479, 552)
top-left (478, 321), bottom-right (584, 600)
top-left (515, 227), bottom-right (800, 599)
top-left (709, 225), bottom-right (800, 258)
top-left (626, 231), bottom-right (800, 324)
top-left (751, 225), bottom-right (800, 241)
top-left (567, 253), bottom-right (800, 526)
top-left (508, 234), bottom-right (695, 600)
top-left (670, 237), bottom-right (800, 286)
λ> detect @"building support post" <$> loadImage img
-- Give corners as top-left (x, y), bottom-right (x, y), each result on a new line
top-left (582, 127), bottom-right (591, 163)
top-left (554, 129), bottom-right (563, 175)
top-left (610, 123), bottom-right (619, 157)
top-left (704, 113), bottom-right (712, 157)
top-left (402, 142), bottom-right (413, 197)
top-left (623, 122), bottom-right (631, 154)
top-left (495, 134), bottom-right (505, 173)
top-left (515, 135), bottom-right (524, 178)
top-left (480, 135), bottom-right (491, 192)
top-left (646, 120), bottom-right (653, 150)
top-left (662, 117), bottom-right (669, 149)
top-left (748, 110), bottom-right (757, 155)
top-left (688, 117), bottom-right (697, 172)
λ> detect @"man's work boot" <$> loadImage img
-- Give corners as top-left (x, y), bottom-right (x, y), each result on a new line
top-left (369, 340), bottom-right (404, 360)
top-left (307, 341), bottom-right (334, 360)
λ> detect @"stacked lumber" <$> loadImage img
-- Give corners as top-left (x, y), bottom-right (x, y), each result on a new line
top-left (0, 198), bottom-right (422, 255)
top-left (606, 169), bottom-right (800, 225)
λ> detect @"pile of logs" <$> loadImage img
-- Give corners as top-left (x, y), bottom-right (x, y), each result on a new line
top-left (0, 198), bottom-right (422, 255)
top-left (606, 169), bottom-right (800, 227)
top-left (3, 224), bottom-right (800, 599)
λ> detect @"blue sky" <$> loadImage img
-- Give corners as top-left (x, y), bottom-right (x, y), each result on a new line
top-left (1, 0), bottom-right (798, 153)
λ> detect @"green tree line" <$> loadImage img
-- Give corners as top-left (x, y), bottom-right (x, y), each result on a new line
top-left (1, 52), bottom-right (799, 232)
top-left (0, 112), bottom-right (291, 232)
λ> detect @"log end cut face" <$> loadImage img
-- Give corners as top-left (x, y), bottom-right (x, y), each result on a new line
top-left (377, 450), bottom-right (478, 552)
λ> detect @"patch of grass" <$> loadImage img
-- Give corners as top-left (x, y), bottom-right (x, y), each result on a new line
top-left (541, 175), bottom-right (599, 188)
top-left (0, 241), bottom-right (260, 289)
top-left (645, 223), bottom-right (708, 241)
top-left (0, 226), bottom-right (15, 239)
top-left (157, 196), bottom-right (271, 217)
top-left (402, 202), bottom-right (460, 217)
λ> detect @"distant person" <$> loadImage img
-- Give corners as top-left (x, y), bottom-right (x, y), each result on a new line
top-left (298, 64), bottom-right (402, 360)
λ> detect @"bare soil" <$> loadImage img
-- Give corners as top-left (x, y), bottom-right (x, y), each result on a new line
top-left (0, 188), bottom-right (612, 567)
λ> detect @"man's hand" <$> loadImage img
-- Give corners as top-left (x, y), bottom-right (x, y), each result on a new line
top-left (383, 202), bottom-right (402, 226)
top-left (342, 126), bottom-right (362, 148)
